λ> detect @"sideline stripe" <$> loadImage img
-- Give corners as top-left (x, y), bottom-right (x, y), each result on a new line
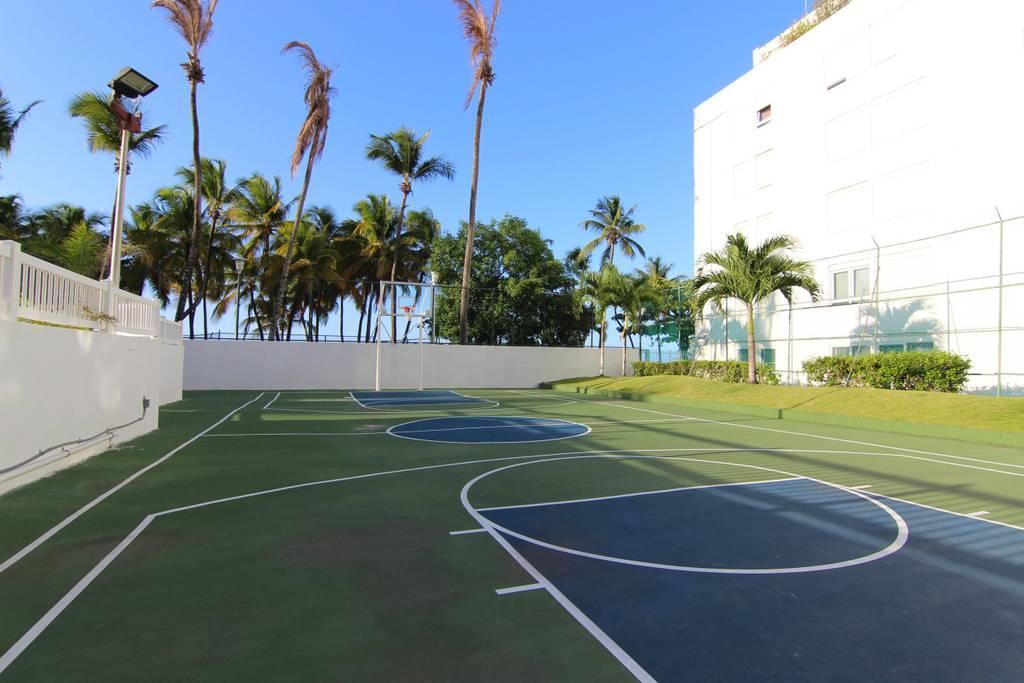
top-left (449, 528), bottom-right (487, 536)
top-left (851, 484), bottom-right (873, 490)
top-left (262, 392), bottom-right (282, 410)
top-left (495, 583), bottom-right (543, 595)
top-left (477, 477), bottom-right (800, 512)
top-left (0, 515), bottom-right (155, 674)
top-left (967, 510), bottom-right (991, 517)
top-left (0, 392), bottom-right (266, 576)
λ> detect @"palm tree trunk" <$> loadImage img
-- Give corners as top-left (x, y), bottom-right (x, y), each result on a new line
top-left (174, 78), bottom-right (204, 324)
top-left (459, 82), bottom-right (488, 344)
top-left (390, 187), bottom-right (410, 343)
top-left (198, 213), bottom-right (220, 340)
top-left (357, 298), bottom-right (366, 343)
top-left (339, 294), bottom-right (345, 342)
top-left (272, 151), bottom-right (316, 341)
top-left (746, 303), bottom-right (757, 384)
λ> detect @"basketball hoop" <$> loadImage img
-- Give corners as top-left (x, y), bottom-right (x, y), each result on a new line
top-left (401, 305), bottom-right (416, 321)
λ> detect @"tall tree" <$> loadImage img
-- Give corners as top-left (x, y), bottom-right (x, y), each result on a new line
top-left (177, 158), bottom-right (240, 337)
top-left (273, 41), bottom-right (335, 340)
top-left (365, 126), bottom-right (453, 340)
top-left (152, 0), bottom-right (219, 324)
top-left (0, 88), bottom-right (41, 171)
top-left (578, 195), bottom-right (646, 267)
top-left (580, 266), bottom-right (623, 376)
top-left (691, 233), bottom-right (821, 384)
top-left (453, 0), bottom-right (501, 344)
top-left (610, 272), bottom-right (657, 374)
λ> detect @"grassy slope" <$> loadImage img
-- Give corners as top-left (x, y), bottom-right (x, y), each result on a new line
top-left (547, 375), bottom-right (1024, 433)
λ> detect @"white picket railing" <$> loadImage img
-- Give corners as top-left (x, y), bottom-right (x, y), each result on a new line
top-left (0, 240), bottom-right (164, 337)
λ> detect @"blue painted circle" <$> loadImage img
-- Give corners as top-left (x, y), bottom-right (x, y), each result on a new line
top-left (388, 416), bottom-right (590, 444)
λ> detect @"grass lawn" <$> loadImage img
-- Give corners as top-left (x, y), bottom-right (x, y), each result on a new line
top-left (546, 375), bottom-right (1024, 434)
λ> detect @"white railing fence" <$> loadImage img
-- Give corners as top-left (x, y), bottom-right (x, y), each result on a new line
top-left (0, 240), bottom-right (168, 338)
top-left (160, 317), bottom-right (183, 345)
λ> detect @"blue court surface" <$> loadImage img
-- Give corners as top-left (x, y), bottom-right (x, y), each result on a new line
top-left (388, 416), bottom-right (590, 443)
top-left (474, 476), bottom-right (1024, 681)
top-left (349, 389), bottom-right (493, 408)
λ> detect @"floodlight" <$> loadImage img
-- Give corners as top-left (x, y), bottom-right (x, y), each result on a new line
top-left (234, 257), bottom-right (246, 273)
top-left (108, 67), bottom-right (159, 99)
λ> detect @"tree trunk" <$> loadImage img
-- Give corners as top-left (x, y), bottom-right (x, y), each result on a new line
top-left (599, 317), bottom-right (606, 376)
top-left (198, 212), bottom-right (220, 340)
top-left (746, 303), bottom-right (757, 384)
top-left (388, 185), bottom-right (410, 344)
top-left (357, 299), bottom-right (366, 343)
top-left (272, 151), bottom-right (316, 341)
top-left (459, 82), bottom-right (488, 344)
top-left (174, 78), bottom-right (204, 324)
top-left (339, 294), bottom-right (345, 342)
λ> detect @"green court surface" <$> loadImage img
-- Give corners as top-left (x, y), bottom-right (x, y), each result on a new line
top-left (1, 389), bottom-right (1023, 681)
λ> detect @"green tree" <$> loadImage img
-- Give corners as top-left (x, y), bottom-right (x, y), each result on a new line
top-left (365, 126), bottom-right (454, 340)
top-left (68, 91), bottom-right (165, 169)
top-left (578, 195), bottom-right (646, 267)
top-left (580, 265), bottom-right (623, 375)
top-left (273, 41), bottom-right (335, 340)
top-left (58, 221), bottom-right (106, 278)
top-left (609, 272), bottom-right (658, 375)
top-left (692, 233), bottom-right (821, 384)
top-left (177, 158), bottom-right (241, 337)
top-left (453, 0), bottom-right (501, 344)
top-left (430, 215), bottom-right (589, 346)
top-left (0, 88), bottom-right (41, 171)
top-left (152, 0), bottom-right (219, 324)
top-left (19, 204), bottom-right (106, 264)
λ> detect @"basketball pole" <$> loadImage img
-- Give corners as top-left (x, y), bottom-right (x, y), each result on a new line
top-left (418, 312), bottom-right (424, 391)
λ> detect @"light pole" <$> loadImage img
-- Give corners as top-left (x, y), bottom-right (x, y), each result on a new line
top-left (106, 67), bottom-right (158, 299)
top-left (429, 271), bottom-right (438, 344)
top-left (234, 257), bottom-right (245, 340)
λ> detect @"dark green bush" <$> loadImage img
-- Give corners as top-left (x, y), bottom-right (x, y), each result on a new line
top-left (803, 351), bottom-right (970, 392)
top-left (632, 360), bottom-right (779, 385)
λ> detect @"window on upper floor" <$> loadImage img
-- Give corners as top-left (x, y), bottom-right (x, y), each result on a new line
top-left (832, 266), bottom-right (871, 303)
top-left (757, 104), bottom-right (772, 127)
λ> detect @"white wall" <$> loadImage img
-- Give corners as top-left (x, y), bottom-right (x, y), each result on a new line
top-left (692, 0), bottom-right (1024, 392)
top-left (160, 339), bottom-right (184, 405)
top-left (0, 319), bottom-right (181, 491)
top-left (183, 341), bottom-right (638, 390)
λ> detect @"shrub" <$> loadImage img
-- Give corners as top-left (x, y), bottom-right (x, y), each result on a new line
top-left (803, 351), bottom-right (971, 392)
top-left (632, 360), bottom-right (780, 385)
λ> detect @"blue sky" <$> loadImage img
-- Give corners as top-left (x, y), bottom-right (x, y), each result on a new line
top-left (1, 1), bottom-right (805, 335)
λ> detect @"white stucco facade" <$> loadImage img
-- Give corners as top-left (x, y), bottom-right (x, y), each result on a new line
top-left (692, 0), bottom-right (1024, 392)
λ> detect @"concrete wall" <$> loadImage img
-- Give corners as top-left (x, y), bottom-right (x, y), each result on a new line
top-left (692, 0), bottom-right (1024, 392)
top-left (0, 319), bottom-right (183, 491)
top-left (183, 340), bottom-right (638, 390)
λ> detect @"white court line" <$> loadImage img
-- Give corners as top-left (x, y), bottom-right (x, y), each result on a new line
top-left (494, 583), bottom-right (543, 595)
top-left (203, 432), bottom-right (389, 437)
top-left (348, 390), bottom-right (500, 411)
top-left (967, 510), bottom-right (991, 517)
top-left (6, 446), bottom-right (1023, 675)
top-left (851, 485), bottom-right (873, 490)
top-left (262, 392), bottom-right (282, 410)
top-left (0, 392), bottom-right (266, 576)
top-left (449, 528), bottom-right (487, 536)
top-left (386, 416), bottom-right (591, 445)
top-left (463, 456), bottom-right (909, 576)
top-left (0, 515), bottom-right (155, 673)
top-left (476, 477), bottom-right (800, 512)
top-left (860, 491), bottom-right (1023, 532)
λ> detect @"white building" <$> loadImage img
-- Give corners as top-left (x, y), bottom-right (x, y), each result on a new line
top-left (692, 0), bottom-right (1024, 393)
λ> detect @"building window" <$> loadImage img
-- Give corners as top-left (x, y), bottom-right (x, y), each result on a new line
top-left (833, 271), bottom-right (850, 301)
top-left (833, 345), bottom-right (871, 357)
top-left (755, 150), bottom-right (774, 189)
top-left (853, 267), bottom-right (870, 298)
top-left (739, 348), bottom-right (775, 367)
top-left (879, 342), bottom-right (936, 354)
top-left (833, 267), bottom-right (870, 303)
top-left (757, 104), bottom-right (772, 126)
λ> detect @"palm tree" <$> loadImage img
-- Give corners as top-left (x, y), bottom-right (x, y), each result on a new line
top-left (691, 233), bottom-right (821, 384)
top-left (610, 273), bottom-right (657, 375)
top-left (152, 0), bottom-right (219, 324)
top-left (69, 91), bottom-right (166, 276)
top-left (0, 88), bottom-right (41, 171)
top-left (580, 266), bottom-right (623, 376)
top-left (454, 0), bottom-right (501, 344)
top-left (177, 158), bottom-right (241, 337)
top-left (58, 222), bottom-right (106, 278)
top-left (273, 41), bottom-right (334, 341)
top-left (19, 204), bottom-right (107, 264)
top-left (579, 195), bottom-right (646, 267)
top-left (229, 173), bottom-right (294, 338)
top-left (365, 126), bottom-right (454, 340)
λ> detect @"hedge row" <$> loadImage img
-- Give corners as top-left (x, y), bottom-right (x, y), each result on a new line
top-left (802, 351), bottom-right (970, 392)
top-left (632, 360), bottom-right (780, 385)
